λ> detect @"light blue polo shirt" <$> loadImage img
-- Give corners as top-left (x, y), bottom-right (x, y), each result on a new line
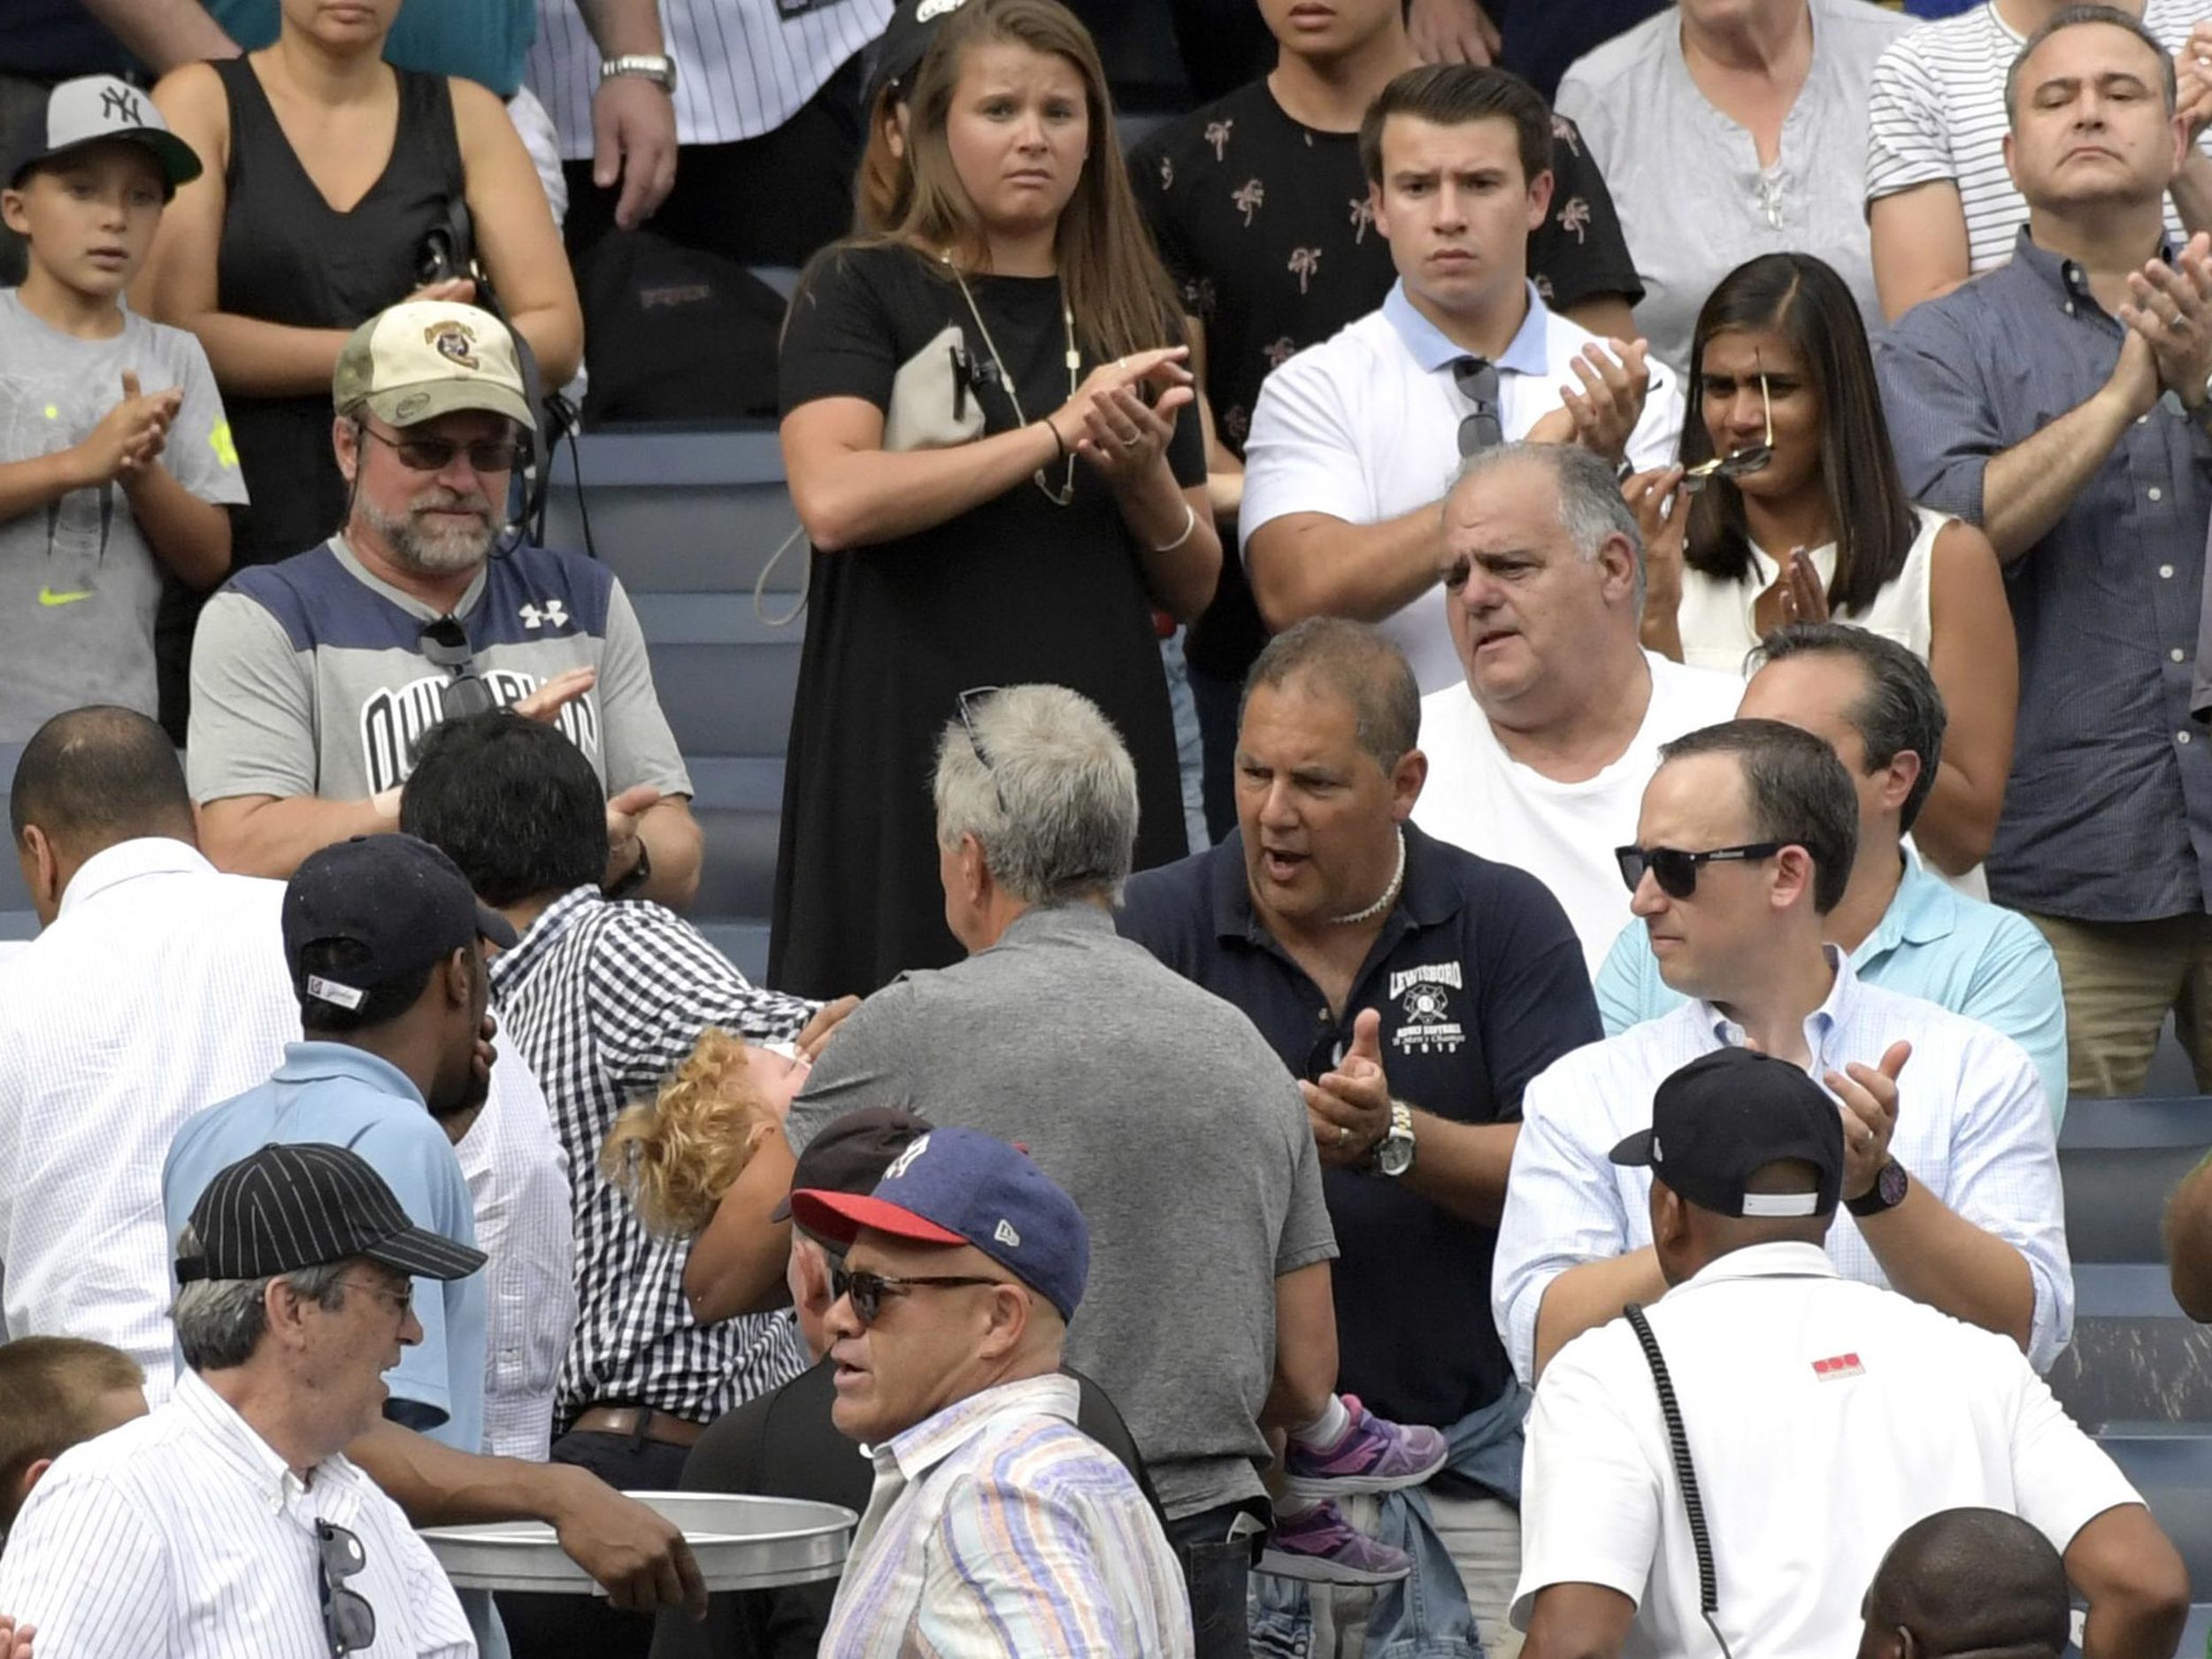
top-left (162, 1041), bottom-right (487, 1447)
top-left (1594, 852), bottom-right (2070, 1126)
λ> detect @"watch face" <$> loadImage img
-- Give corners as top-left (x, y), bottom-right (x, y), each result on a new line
top-left (1377, 1136), bottom-right (1414, 1177)
top-left (1876, 1161), bottom-right (1909, 1209)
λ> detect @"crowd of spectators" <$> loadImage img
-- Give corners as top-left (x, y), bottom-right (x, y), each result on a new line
top-left (2, 0), bottom-right (2212, 1655)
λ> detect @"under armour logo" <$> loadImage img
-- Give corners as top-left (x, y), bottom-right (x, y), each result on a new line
top-left (884, 1136), bottom-right (930, 1182)
top-left (100, 86), bottom-right (144, 125)
top-left (993, 1219), bottom-right (1021, 1248)
top-left (518, 600), bottom-right (569, 631)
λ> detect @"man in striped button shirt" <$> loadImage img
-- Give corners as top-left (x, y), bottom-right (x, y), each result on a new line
top-left (791, 1126), bottom-right (1193, 1659)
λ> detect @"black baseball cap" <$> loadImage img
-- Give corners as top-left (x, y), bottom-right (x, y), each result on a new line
top-left (864, 0), bottom-right (975, 110)
top-left (1609, 1048), bottom-right (1844, 1219)
top-left (283, 834), bottom-right (517, 1015)
top-left (4, 75), bottom-right (201, 197)
top-left (772, 1105), bottom-right (933, 1223)
top-left (176, 1142), bottom-right (487, 1284)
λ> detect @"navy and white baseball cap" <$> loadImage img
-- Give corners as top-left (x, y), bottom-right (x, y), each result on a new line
top-left (284, 834), bottom-right (516, 1015)
top-left (1609, 1047), bottom-right (1845, 1219)
top-left (789, 1125), bottom-right (1090, 1321)
top-left (4, 75), bottom-right (201, 196)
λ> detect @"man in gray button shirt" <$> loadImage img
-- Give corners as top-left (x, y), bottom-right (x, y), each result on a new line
top-left (1878, 5), bottom-right (2212, 1100)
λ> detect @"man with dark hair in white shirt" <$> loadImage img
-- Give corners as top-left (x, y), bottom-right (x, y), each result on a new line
top-left (0, 1142), bottom-right (488, 1657)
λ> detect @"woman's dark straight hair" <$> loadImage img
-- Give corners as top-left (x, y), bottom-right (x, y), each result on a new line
top-left (1676, 252), bottom-right (1920, 618)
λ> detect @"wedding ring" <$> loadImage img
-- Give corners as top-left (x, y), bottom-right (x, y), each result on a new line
top-left (1337, 1125), bottom-right (1350, 1147)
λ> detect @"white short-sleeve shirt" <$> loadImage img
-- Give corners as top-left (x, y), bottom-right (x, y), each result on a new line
top-left (1410, 651), bottom-right (1745, 975)
top-left (1513, 1241), bottom-right (2141, 1658)
top-left (1240, 281), bottom-right (1684, 694)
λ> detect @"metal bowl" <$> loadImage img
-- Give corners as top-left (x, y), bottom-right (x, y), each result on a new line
top-left (420, 1492), bottom-right (857, 1594)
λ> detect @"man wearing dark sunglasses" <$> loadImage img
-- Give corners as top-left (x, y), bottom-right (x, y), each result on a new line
top-left (185, 297), bottom-right (700, 910)
top-left (789, 1126), bottom-right (1194, 1658)
top-left (1494, 718), bottom-right (2068, 1397)
top-left (0, 1142), bottom-right (486, 1656)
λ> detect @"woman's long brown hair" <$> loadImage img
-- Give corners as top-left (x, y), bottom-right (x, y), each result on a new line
top-left (880, 0), bottom-right (1185, 362)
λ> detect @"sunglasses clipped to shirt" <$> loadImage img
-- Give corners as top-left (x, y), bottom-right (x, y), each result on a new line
top-left (318, 1519), bottom-right (376, 1657)
top-left (419, 615), bottom-right (496, 719)
top-left (1615, 841), bottom-right (1788, 900)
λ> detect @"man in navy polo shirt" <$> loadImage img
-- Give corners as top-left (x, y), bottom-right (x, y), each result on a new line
top-left (1118, 617), bottom-right (1600, 1658)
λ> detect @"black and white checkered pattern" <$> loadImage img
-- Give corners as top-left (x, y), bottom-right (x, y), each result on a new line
top-left (489, 886), bottom-right (814, 1428)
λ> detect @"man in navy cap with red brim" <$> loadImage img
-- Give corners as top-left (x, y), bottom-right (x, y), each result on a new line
top-left (792, 1125), bottom-right (1195, 1658)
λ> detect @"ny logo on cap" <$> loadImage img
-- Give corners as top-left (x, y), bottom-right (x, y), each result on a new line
top-left (100, 86), bottom-right (143, 126)
top-left (885, 1134), bottom-right (930, 1182)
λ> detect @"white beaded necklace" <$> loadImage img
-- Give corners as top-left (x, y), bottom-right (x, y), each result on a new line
top-left (1329, 831), bottom-right (1406, 927)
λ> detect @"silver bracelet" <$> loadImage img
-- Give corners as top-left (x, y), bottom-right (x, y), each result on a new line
top-left (1148, 500), bottom-right (1199, 555)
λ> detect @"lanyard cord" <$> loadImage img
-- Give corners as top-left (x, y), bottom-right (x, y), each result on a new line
top-left (1624, 1303), bottom-right (1736, 1659)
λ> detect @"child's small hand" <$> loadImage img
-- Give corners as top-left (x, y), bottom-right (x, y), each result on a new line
top-left (80, 373), bottom-right (181, 485)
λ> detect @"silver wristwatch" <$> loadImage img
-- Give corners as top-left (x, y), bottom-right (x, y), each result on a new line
top-left (599, 53), bottom-right (678, 92)
top-left (1372, 1101), bottom-right (1416, 1179)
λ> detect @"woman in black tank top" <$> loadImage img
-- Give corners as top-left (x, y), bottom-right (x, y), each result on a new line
top-left (139, 0), bottom-right (580, 727)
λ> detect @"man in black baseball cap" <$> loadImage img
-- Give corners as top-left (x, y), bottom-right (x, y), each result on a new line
top-left (1609, 1045), bottom-right (1846, 1286)
top-left (0, 1142), bottom-right (487, 1654)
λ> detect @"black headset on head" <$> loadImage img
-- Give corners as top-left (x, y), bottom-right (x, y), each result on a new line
top-left (413, 199), bottom-right (582, 558)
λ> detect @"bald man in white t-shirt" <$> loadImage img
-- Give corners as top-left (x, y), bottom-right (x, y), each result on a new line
top-left (1411, 443), bottom-right (1740, 976)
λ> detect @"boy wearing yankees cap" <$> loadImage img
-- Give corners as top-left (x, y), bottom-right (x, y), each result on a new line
top-left (791, 1125), bottom-right (1194, 1659)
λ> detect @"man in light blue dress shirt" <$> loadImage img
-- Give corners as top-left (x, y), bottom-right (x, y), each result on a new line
top-left (1594, 623), bottom-right (2068, 1123)
top-left (1493, 718), bottom-right (2070, 1389)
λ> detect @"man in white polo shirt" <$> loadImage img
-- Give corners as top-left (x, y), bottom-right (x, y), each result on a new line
top-left (1510, 1048), bottom-right (2188, 1659)
top-left (1240, 63), bottom-right (1682, 696)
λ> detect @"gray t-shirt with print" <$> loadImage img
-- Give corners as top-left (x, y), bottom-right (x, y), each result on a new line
top-left (185, 535), bottom-right (689, 803)
top-left (786, 902), bottom-right (1340, 1523)
top-left (0, 293), bottom-right (246, 738)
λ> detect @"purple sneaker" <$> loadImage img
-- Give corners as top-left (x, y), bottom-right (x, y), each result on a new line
top-left (1259, 1501), bottom-right (1411, 1585)
top-left (1282, 1394), bottom-right (1449, 1499)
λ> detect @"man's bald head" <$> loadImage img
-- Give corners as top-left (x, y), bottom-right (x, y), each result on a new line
top-left (1859, 1509), bottom-right (2069, 1659)
top-left (9, 706), bottom-right (193, 856)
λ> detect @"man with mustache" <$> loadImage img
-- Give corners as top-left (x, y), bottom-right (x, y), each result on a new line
top-left (182, 298), bottom-right (701, 907)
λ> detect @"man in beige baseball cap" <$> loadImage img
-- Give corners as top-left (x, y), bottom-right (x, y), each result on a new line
top-left (184, 293), bottom-right (703, 910)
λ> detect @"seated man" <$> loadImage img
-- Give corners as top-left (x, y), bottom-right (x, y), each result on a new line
top-left (1510, 1049), bottom-right (2186, 1658)
top-left (1240, 65), bottom-right (1680, 695)
top-left (1411, 443), bottom-right (1742, 973)
top-left (0, 1143), bottom-right (486, 1655)
top-left (186, 297), bottom-right (699, 907)
top-left (790, 1126), bottom-right (1193, 1658)
top-left (1596, 622), bottom-right (2068, 1122)
top-left (1859, 1509), bottom-right (2074, 1659)
top-left (1493, 718), bottom-right (2070, 1386)
top-left (1118, 617), bottom-right (1598, 1655)
top-left (649, 1106), bottom-right (1161, 1659)
top-left (779, 685), bottom-right (1437, 1653)
top-left (0, 1338), bottom-right (147, 1546)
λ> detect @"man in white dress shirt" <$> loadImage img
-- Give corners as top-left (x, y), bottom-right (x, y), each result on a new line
top-left (0, 1142), bottom-right (488, 1657)
top-left (1410, 444), bottom-right (1743, 973)
top-left (1492, 718), bottom-right (2070, 1387)
top-left (1240, 65), bottom-right (1682, 696)
top-left (1510, 1051), bottom-right (2184, 1659)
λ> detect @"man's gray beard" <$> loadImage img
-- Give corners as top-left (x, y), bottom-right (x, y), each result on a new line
top-left (357, 495), bottom-right (494, 576)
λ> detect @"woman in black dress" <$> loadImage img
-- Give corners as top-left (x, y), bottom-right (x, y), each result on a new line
top-left (772, 0), bottom-right (1221, 997)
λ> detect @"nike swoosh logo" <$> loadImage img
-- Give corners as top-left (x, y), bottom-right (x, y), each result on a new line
top-left (37, 587), bottom-right (95, 607)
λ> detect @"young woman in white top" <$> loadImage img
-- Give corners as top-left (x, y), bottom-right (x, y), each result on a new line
top-left (1631, 250), bottom-right (2016, 881)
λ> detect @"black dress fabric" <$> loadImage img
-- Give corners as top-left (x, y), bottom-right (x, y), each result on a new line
top-left (768, 242), bottom-right (1202, 1000)
top-left (211, 55), bottom-right (465, 565)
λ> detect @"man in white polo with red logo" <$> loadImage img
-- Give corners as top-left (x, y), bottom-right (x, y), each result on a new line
top-left (1511, 1047), bottom-right (2186, 1659)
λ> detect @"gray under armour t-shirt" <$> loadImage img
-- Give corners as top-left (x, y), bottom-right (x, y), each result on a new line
top-left (186, 535), bottom-right (690, 804)
top-left (0, 292), bottom-right (245, 738)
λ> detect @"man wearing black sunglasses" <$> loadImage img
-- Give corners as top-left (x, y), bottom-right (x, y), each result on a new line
top-left (1494, 718), bottom-right (2068, 1396)
top-left (186, 297), bottom-right (700, 910)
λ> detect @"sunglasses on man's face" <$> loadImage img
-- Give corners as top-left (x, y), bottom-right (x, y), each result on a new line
top-left (318, 1519), bottom-right (376, 1656)
top-left (358, 424), bottom-right (523, 476)
top-left (830, 1266), bottom-right (1009, 1326)
top-left (1615, 841), bottom-right (1787, 900)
